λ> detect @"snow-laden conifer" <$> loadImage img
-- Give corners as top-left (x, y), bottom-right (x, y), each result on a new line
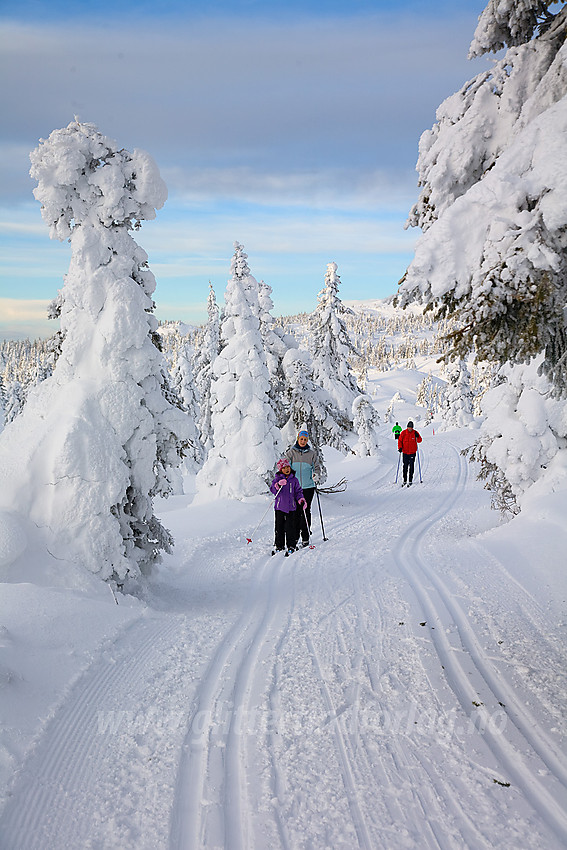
top-left (352, 395), bottom-right (381, 457)
top-left (280, 348), bottom-right (350, 475)
top-left (398, 1), bottom-right (567, 509)
top-left (400, 3), bottom-right (567, 397)
top-left (192, 283), bottom-right (221, 451)
top-left (310, 262), bottom-right (361, 417)
top-left (170, 341), bottom-right (205, 473)
top-left (197, 243), bottom-right (282, 498)
top-left (465, 358), bottom-right (566, 513)
top-left (440, 360), bottom-right (475, 430)
top-left (257, 278), bottom-right (297, 428)
top-left (0, 120), bottom-right (192, 589)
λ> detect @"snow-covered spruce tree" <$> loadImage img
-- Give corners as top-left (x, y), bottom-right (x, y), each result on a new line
top-left (310, 262), bottom-right (362, 418)
top-left (397, 2), bottom-right (567, 508)
top-left (257, 279), bottom-right (297, 429)
top-left (0, 120), bottom-right (192, 589)
top-left (399, 1), bottom-right (567, 395)
top-left (440, 360), bottom-right (475, 430)
top-left (192, 282), bottom-right (221, 451)
top-left (352, 394), bottom-right (381, 457)
top-left (197, 243), bottom-right (282, 498)
top-left (280, 347), bottom-right (351, 478)
top-left (170, 341), bottom-right (205, 473)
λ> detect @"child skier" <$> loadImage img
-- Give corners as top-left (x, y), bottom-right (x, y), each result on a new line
top-left (397, 420), bottom-right (422, 485)
top-left (270, 458), bottom-right (306, 555)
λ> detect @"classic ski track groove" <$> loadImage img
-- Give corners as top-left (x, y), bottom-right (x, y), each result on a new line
top-left (171, 550), bottom-right (294, 850)
top-left (391, 441), bottom-right (567, 845)
top-left (0, 615), bottom-right (184, 849)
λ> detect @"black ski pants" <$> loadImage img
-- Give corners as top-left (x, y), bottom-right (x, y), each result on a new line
top-left (402, 452), bottom-right (416, 483)
top-left (296, 486), bottom-right (315, 543)
top-left (274, 509), bottom-right (298, 550)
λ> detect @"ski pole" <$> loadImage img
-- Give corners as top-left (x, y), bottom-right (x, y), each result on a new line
top-left (395, 451), bottom-right (401, 484)
top-left (416, 446), bottom-right (423, 483)
top-left (315, 488), bottom-right (328, 541)
top-left (246, 494), bottom-right (276, 544)
top-left (302, 504), bottom-right (313, 548)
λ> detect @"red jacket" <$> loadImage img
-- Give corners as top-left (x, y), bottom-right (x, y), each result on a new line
top-left (398, 428), bottom-right (422, 455)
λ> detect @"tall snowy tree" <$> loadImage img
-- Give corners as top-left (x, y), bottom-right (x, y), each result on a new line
top-left (197, 243), bottom-right (282, 498)
top-left (192, 282), bottom-right (221, 451)
top-left (170, 341), bottom-right (205, 474)
top-left (397, 1), bottom-right (567, 509)
top-left (399, 1), bottom-right (567, 396)
top-left (352, 394), bottom-right (381, 457)
top-left (280, 347), bottom-right (350, 472)
top-left (0, 120), bottom-right (192, 590)
top-left (310, 262), bottom-right (362, 417)
top-left (441, 360), bottom-right (475, 429)
top-left (257, 278), bottom-right (297, 428)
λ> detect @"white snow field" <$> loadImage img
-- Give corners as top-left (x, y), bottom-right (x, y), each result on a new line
top-left (0, 370), bottom-right (566, 850)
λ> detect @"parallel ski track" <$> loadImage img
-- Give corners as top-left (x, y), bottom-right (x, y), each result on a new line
top-left (390, 441), bottom-right (567, 846)
top-left (170, 549), bottom-right (296, 850)
top-left (299, 473), bottom-right (491, 848)
top-left (306, 440), bottom-right (566, 847)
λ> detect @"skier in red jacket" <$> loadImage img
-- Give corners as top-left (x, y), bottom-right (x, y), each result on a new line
top-left (397, 421), bottom-right (422, 486)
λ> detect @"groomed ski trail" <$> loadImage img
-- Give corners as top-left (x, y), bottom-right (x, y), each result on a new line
top-left (0, 432), bottom-right (565, 849)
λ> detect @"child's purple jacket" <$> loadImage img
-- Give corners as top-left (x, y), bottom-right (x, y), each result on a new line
top-left (270, 470), bottom-right (304, 513)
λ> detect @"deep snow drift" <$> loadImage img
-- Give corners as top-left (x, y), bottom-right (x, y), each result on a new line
top-left (0, 366), bottom-right (565, 850)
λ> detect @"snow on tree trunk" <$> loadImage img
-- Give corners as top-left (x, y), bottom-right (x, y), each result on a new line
top-left (0, 120), bottom-right (192, 590)
top-left (310, 262), bottom-right (361, 418)
top-left (197, 243), bottom-right (282, 499)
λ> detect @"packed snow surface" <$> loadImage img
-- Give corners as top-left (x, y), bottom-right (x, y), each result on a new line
top-left (0, 369), bottom-right (566, 849)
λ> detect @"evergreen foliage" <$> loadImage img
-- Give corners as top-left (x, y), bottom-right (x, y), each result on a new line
top-left (310, 262), bottom-right (361, 417)
top-left (0, 120), bottom-right (193, 590)
top-left (197, 243), bottom-right (282, 498)
top-left (399, 2), bottom-right (567, 398)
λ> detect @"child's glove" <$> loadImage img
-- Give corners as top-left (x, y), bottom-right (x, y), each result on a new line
top-left (298, 498), bottom-right (307, 507)
top-left (277, 479), bottom-right (287, 487)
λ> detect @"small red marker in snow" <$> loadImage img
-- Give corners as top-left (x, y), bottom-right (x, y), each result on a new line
top-left (246, 538), bottom-right (252, 544)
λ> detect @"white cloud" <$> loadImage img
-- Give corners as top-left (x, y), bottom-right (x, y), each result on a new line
top-left (0, 298), bottom-right (50, 320)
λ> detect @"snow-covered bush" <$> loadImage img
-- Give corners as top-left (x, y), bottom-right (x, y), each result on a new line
top-left (0, 120), bottom-right (192, 590)
top-left (465, 358), bottom-right (566, 512)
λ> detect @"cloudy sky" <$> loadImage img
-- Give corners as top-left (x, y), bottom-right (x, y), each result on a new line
top-left (0, 0), bottom-right (491, 339)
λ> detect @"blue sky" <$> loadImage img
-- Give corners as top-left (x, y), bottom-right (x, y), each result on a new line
top-left (0, 0), bottom-right (490, 339)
